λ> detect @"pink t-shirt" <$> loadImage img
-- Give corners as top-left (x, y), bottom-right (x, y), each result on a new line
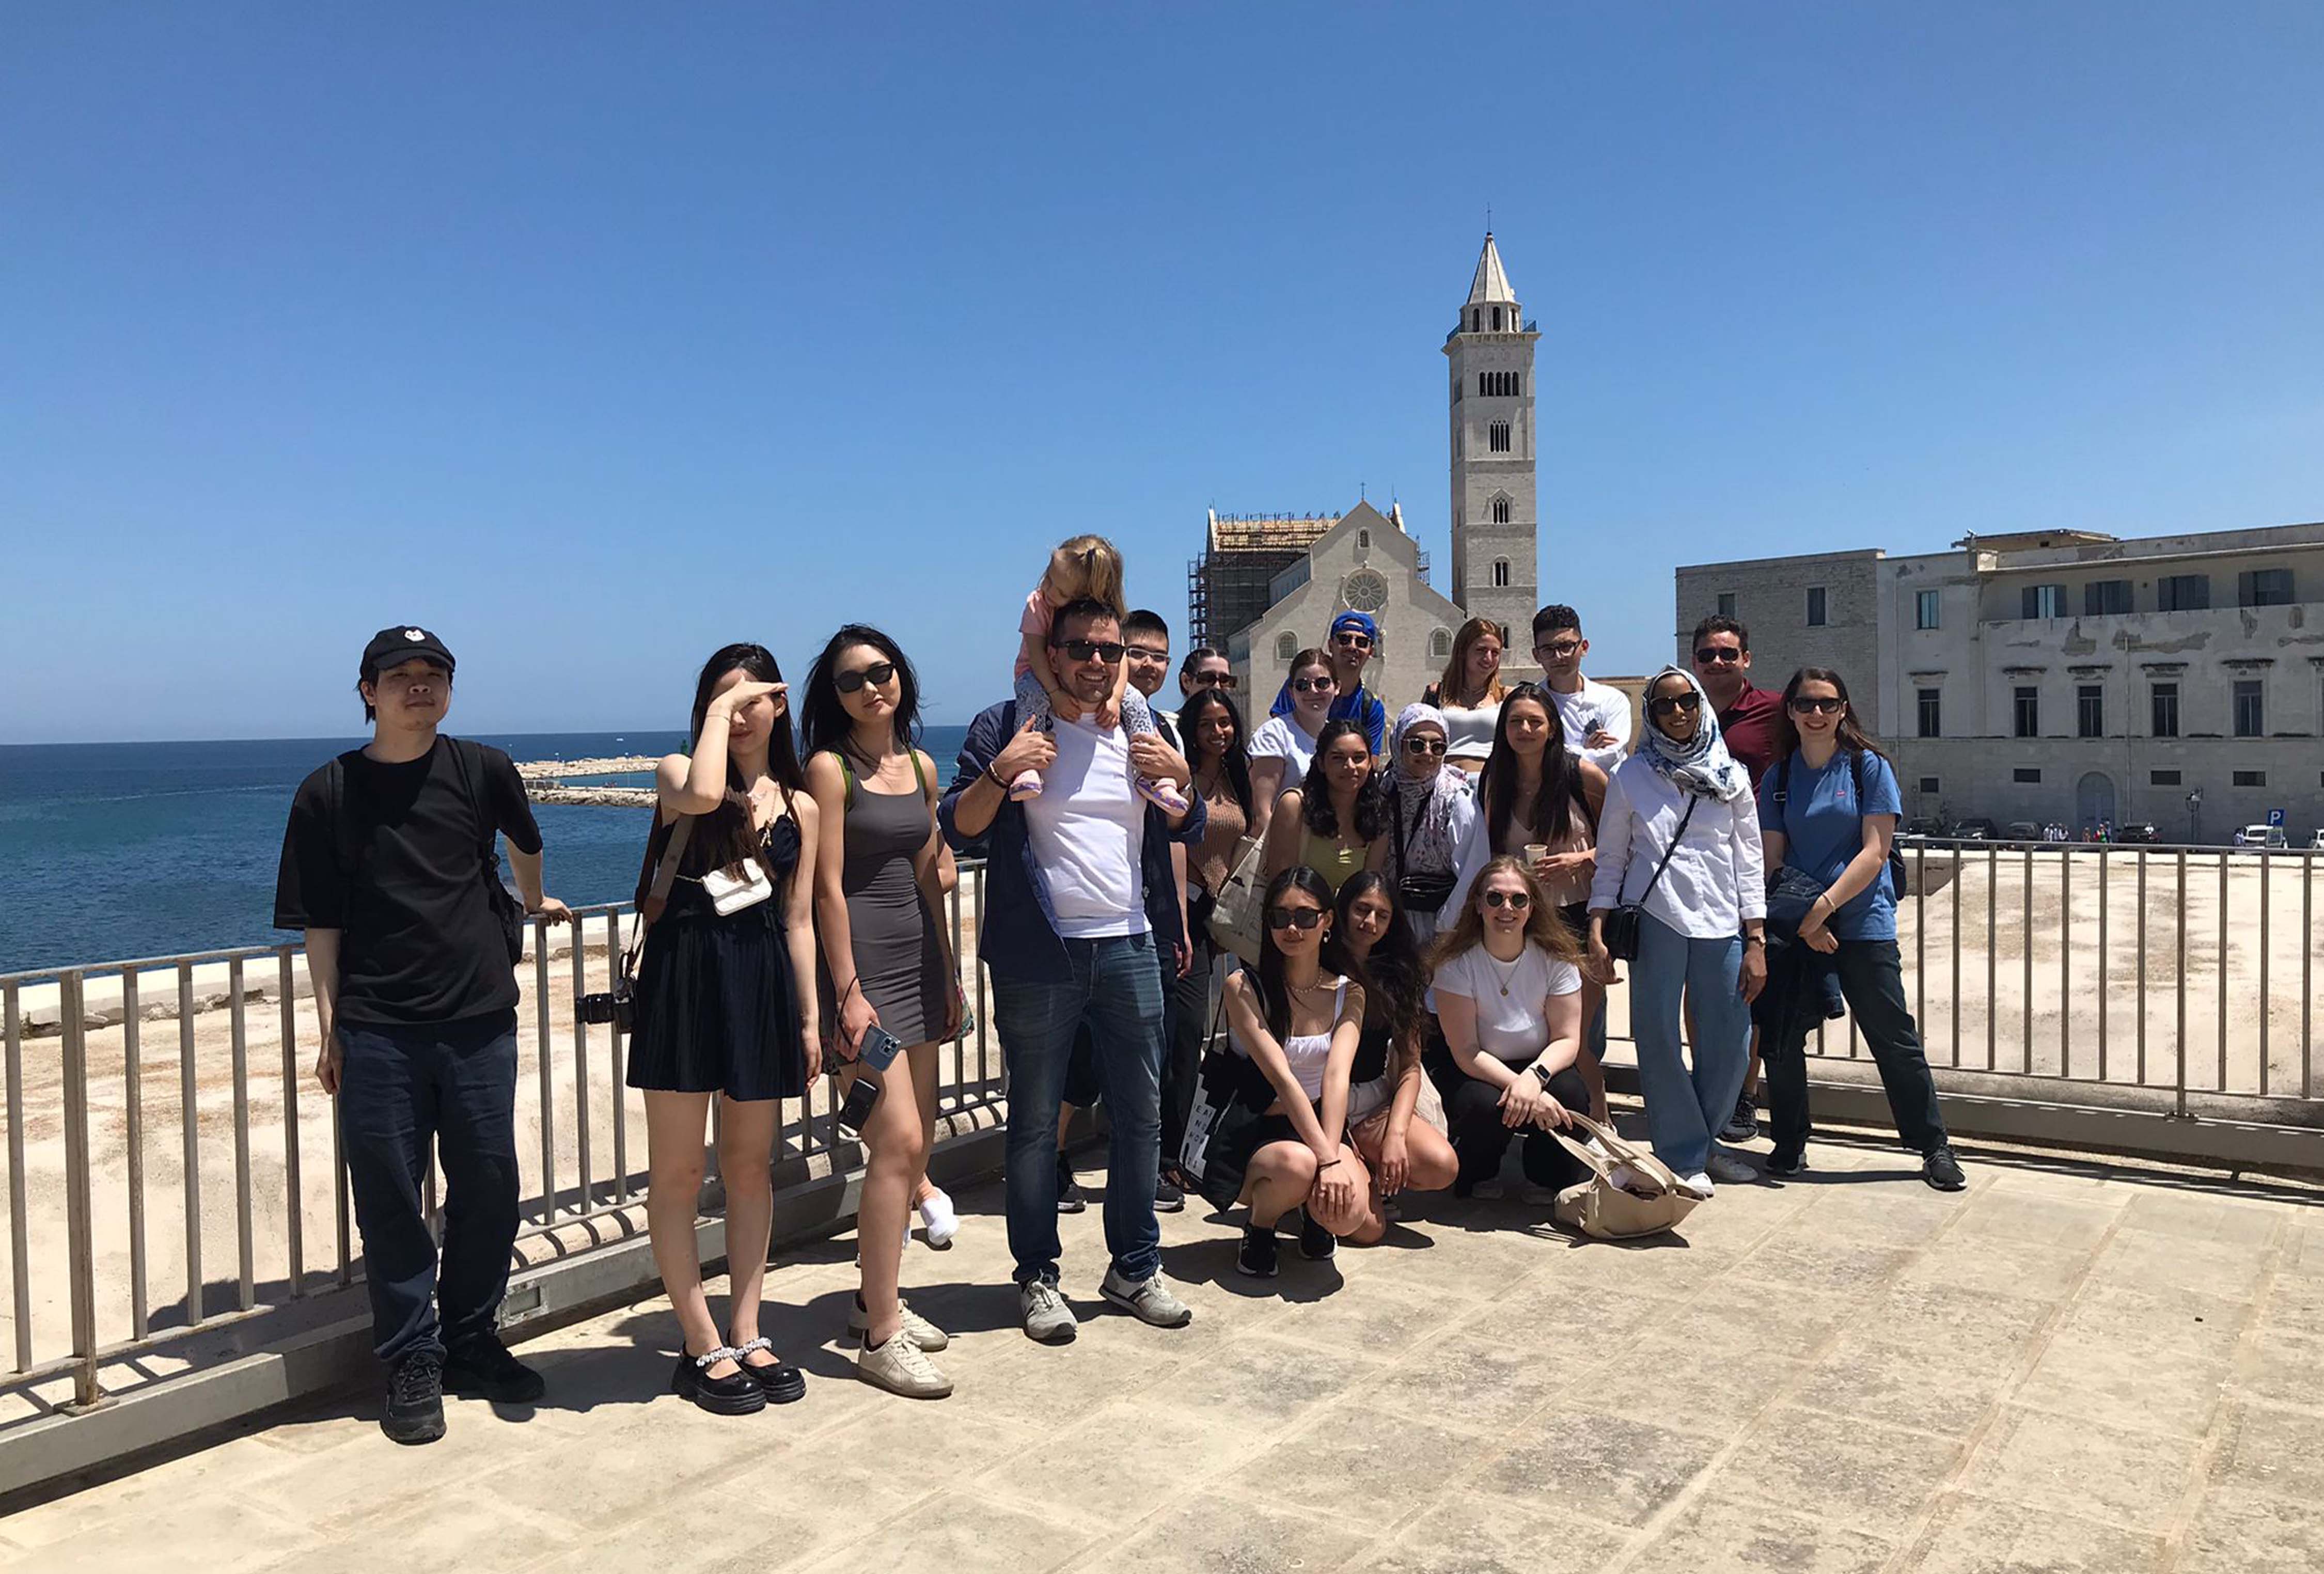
top-left (1014, 588), bottom-right (1053, 680)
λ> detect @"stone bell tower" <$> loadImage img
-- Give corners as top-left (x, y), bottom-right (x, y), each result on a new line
top-left (1443, 231), bottom-right (1541, 679)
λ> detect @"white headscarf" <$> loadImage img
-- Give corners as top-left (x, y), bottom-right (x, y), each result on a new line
top-left (1386, 703), bottom-right (1471, 873)
top-left (1637, 666), bottom-right (1749, 802)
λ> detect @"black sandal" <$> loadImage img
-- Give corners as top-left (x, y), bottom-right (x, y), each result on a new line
top-left (730, 1336), bottom-right (807, 1404)
top-left (671, 1346), bottom-right (767, 1415)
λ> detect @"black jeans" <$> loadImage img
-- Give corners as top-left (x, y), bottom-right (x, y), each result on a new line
top-left (1425, 1043), bottom-right (1592, 1194)
top-left (1761, 938), bottom-right (1948, 1155)
top-left (336, 1014), bottom-right (522, 1365)
top-left (1159, 940), bottom-right (1213, 1177)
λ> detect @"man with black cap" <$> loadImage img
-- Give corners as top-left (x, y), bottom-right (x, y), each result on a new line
top-left (274, 625), bottom-right (571, 1444)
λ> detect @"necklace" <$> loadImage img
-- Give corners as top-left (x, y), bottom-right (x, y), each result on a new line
top-left (1482, 948), bottom-right (1525, 997)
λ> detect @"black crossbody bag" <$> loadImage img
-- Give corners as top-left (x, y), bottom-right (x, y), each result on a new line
top-left (1601, 795), bottom-right (1698, 963)
top-left (1388, 788), bottom-right (1458, 914)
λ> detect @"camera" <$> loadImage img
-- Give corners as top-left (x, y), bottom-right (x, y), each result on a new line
top-left (577, 983), bottom-right (634, 1032)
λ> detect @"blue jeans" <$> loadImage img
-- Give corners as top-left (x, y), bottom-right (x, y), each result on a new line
top-left (336, 1014), bottom-right (521, 1364)
top-left (991, 933), bottom-right (1166, 1286)
top-left (1630, 914), bottom-right (1753, 1176)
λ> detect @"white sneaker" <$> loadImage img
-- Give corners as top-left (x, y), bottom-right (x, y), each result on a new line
top-left (1681, 1171), bottom-right (1716, 1199)
top-left (1020, 1279), bottom-right (1078, 1344)
top-left (1098, 1267), bottom-right (1194, 1328)
top-left (1705, 1148), bottom-right (1757, 1187)
top-left (847, 1298), bottom-right (950, 1352)
top-left (918, 1188), bottom-right (960, 1250)
top-left (857, 1331), bottom-right (953, 1399)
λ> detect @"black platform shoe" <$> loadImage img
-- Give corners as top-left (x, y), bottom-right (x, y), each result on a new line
top-left (730, 1336), bottom-right (807, 1404)
top-left (672, 1346), bottom-right (768, 1414)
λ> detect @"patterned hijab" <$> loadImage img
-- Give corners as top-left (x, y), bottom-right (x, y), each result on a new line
top-left (1386, 703), bottom-right (1470, 872)
top-left (1637, 667), bottom-right (1749, 803)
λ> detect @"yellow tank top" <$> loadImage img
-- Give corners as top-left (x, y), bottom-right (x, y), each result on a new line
top-left (1299, 830), bottom-right (1368, 894)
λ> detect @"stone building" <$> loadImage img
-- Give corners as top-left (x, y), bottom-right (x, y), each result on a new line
top-left (1188, 234), bottom-right (1544, 707)
top-left (1675, 522), bottom-right (2324, 839)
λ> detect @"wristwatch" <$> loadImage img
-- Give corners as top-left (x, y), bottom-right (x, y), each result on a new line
top-left (1530, 1064), bottom-right (1554, 1089)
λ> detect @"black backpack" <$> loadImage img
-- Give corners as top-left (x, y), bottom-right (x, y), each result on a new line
top-left (1771, 748), bottom-right (1910, 901)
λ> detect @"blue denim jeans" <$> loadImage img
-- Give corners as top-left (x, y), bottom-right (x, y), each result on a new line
top-left (1630, 914), bottom-right (1753, 1176)
top-left (991, 933), bottom-right (1166, 1286)
top-left (336, 1014), bottom-right (521, 1364)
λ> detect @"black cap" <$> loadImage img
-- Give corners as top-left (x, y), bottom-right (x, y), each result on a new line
top-left (362, 625), bottom-right (456, 679)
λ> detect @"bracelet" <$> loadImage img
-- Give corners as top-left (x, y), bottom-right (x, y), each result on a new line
top-left (982, 762), bottom-right (1010, 790)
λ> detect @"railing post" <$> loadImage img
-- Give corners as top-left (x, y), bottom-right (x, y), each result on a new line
top-left (6, 982), bottom-right (34, 1373)
top-left (229, 958), bottom-right (256, 1311)
top-left (2096, 848), bottom-right (2109, 1083)
top-left (2174, 853), bottom-right (2189, 1118)
top-left (60, 973), bottom-right (106, 1413)
top-left (535, 932), bottom-right (556, 1219)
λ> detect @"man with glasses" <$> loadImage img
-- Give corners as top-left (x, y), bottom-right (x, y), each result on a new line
top-left (1179, 646), bottom-right (1237, 702)
top-left (1265, 611), bottom-right (1388, 757)
top-left (1531, 605), bottom-right (1631, 776)
top-left (942, 599), bottom-right (1204, 1343)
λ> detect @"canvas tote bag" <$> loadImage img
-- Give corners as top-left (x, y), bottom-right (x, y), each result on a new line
top-left (1548, 1112), bottom-right (1705, 1239)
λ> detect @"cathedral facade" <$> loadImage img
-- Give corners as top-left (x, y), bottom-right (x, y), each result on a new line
top-left (1189, 233), bottom-right (1543, 705)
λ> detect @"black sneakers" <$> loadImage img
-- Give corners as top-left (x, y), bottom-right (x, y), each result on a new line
top-left (383, 1350), bottom-right (447, 1445)
top-left (1056, 1152), bottom-right (1087, 1214)
top-left (1765, 1144), bottom-right (1810, 1178)
top-left (1236, 1224), bottom-right (1279, 1279)
top-left (443, 1332), bottom-right (546, 1404)
top-left (1923, 1144), bottom-right (1967, 1192)
top-left (1155, 1175), bottom-right (1186, 1214)
top-left (1718, 1089), bottom-right (1758, 1144)
top-left (1298, 1209), bottom-right (1337, 1261)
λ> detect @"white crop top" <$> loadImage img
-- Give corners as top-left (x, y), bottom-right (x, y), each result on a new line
top-left (1233, 978), bottom-right (1348, 1100)
top-left (1440, 698), bottom-right (1502, 763)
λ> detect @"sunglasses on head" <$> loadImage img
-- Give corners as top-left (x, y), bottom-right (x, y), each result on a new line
top-left (1693, 647), bottom-right (1743, 665)
top-left (1057, 639), bottom-right (1125, 664)
top-left (1265, 906), bottom-right (1326, 932)
top-left (1403, 736), bottom-right (1448, 755)
top-left (1484, 889), bottom-right (1531, 910)
top-left (834, 660), bottom-right (897, 695)
top-left (1649, 692), bottom-right (1703, 717)
top-left (1291, 676), bottom-right (1334, 695)
top-left (1789, 696), bottom-right (1845, 714)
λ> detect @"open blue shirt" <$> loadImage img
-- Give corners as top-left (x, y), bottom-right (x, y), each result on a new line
top-left (1757, 748), bottom-right (1902, 941)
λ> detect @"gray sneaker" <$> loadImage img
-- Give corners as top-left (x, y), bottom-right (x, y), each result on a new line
top-left (1099, 1267), bottom-right (1194, 1329)
top-left (1019, 1279), bottom-right (1078, 1344)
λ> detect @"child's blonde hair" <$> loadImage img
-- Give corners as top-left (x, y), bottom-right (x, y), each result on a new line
top-left (1042, 534), bottom-right (1127, 618)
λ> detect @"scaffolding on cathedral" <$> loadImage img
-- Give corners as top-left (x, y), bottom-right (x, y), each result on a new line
top-left (1186, 509), bottom-right (1340, 650)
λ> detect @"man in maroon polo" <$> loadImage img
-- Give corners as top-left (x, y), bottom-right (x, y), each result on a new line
top-left (1692, 613), bottom-right (1784, 1141)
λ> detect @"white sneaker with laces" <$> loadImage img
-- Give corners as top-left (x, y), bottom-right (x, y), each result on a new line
top-left (1681, 1171), bottom-right (1716, 1198)
top-left (1098, 1267), bottom-right (1194, 1328)
top-left (918, 1188), bottom-right (960, 1250)
top-left (857, 1331), bottom-right (953, 1399)
top-left (848, 1298), bottom-right (950, 1352)
top-left (1705, 1148), bottom-right (1757, 1186)
top-left (1019, 1279), bottom-right (1078, 1344)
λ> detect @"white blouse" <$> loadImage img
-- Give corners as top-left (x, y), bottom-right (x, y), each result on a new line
top-left (1589, 755), bottom-right (1767, 939)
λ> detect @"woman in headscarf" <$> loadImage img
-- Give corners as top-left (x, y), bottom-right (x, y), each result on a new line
top-left (1365, 703), bottom-right (1477, 943)
top-left (1586, 667), bottom-right (1767, 1195)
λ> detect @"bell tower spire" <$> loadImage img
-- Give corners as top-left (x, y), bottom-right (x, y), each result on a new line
top-left (1443, 231), bottom-right (1541, 679)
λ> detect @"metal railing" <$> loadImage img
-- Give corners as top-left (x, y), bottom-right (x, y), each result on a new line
top-left (1, 864), bottom-right (995, 1424)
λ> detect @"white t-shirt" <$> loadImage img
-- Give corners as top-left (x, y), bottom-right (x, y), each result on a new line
top-left (1023, 717), bottom-right (1149, 939)
top-left (1548, 680), bottom-right (1631, 776)
top-left (1431, 942), bottom-right (1582, 1063)
top-left (1247, 714), bottom-right (1320, 781)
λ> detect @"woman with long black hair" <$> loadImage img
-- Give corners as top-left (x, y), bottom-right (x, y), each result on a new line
top-left (629, 643), bottom-right (819, 1415)
top-left (801, 625), bottom-right (959, 1399)
top-left (1195, 866), bottom-right (1376, 1278)
top-left (1159, 687), bottom-right (1252, 1203)
top-left (1262, 718), bottom-right (1384, 894)
top-left (1334, 871), bottom-right (1459, 1210)
top-left (1756, 667), bottom-right (1963, 1190)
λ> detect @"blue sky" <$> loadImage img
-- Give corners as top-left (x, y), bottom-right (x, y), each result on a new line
top-left (5, 4), bottom-right (2319, 742)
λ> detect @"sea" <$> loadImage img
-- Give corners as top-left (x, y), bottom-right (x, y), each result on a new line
top-left (0, 728), bottom-right (971, 975)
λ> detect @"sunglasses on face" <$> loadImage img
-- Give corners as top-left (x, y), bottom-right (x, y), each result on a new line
top-left (1333, 632), bottom-right (1374, 650)
top-left (1188, 671), bottom-right (1238, 689)
top-left (834, 661), bottom-right (897, 695)
top-left (1403, 736), bottom-right (1448, 756)
top-left (1693, 647), bottom-right (1743, 665)
top-left (1484, 889), bottom-right (1531, 910)
top-left (1291, 676), bottom-right (1334, 695)
top-left (1649, 692), bottom-right (1703, 718)
top-left (1536, 640), bottom-right (1582, 659)
top-left (1057, 639), bottom-right (1125, 664)
top-left (1789, 696), bottom-right (1845, 714)
top-left (1265, 907), bottom-right (1326, 932)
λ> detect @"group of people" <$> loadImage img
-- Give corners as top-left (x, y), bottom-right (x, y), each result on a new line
top-left (275, 533), bottom-right (1964, 1446)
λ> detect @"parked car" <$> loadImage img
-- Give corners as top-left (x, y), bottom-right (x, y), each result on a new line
top-left (1949, 817), bottom-right (1998, 840)
top-left (2115, 823), bottom-right (2162, 844)
top-left (2310, 829), bottom-right (2324, 851)
top-left (2234, 824), bottom-right (2288, 849)
top-left (1901, 816), bottom-right (1945, 840)
top-left (2004, 821), bottom-right (2042, 842)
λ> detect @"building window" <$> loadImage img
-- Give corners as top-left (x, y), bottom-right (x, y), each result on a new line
top-left (2021, 583), bottom-right (2066, 620)
top-left (2014, 686), bottom-right (2039, 737)
top-left (1490, 495), bottom-right (1511, 524)
top-left (1430, 628), bottom-right (1451, 659)
top-left (1917, 688), bottom-right (1941, 738)
top-left (2013, 768), bottom-right (2042, 784)
top-left (1716, 592), bottom-right (1737, 618)
top-left (1275, 633), bottom-right (1298, 663)
top-left (1491, 307), bottom-right (1503, 330)
top-left (2150, 769), bottom-right (2181, 786)
top-left (2233, 680), bottom-right (2264, 737)
top-left (1470, 309), bottom-right (1480, 332)
top-left (2233, 770), bottom-right (2266, 787)
top-left (1919, 776), bottom-right (1941, 794)
top-left (2158, 573), bottom-right (2210, 611)
top-left (1491, 558), bottom-right (1511, 588)
top-left (2150, 683), bottom-right (2178, 737)
top-left (1487, 420), bottom-right (1511, 454)
top-left (2084, 579), bottom-right (2132, 616)
top-left (2077, 685), bottom-right (2104, 738)
top-left (2240, 568), bottom-right (2294, 607)
top-left (1806, 587), bottom-right (1827, 626)
top-left (1915, 590), bottom-right (1939, 630)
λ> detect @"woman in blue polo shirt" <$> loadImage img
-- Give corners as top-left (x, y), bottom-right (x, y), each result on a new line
top-left (1756, 667), bottom-right (1964, 1191)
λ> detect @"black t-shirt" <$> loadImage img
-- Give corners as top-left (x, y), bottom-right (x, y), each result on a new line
top-left (274, 737), bottom-right (544, 1028)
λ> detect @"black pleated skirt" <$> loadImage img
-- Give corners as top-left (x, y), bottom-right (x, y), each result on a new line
top-left (626, 884), bottom-right (807, 1102)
